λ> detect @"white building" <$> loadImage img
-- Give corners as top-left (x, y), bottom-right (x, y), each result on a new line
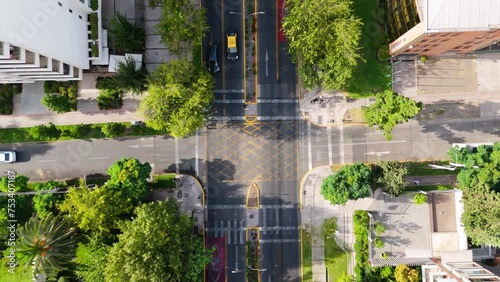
top-left (0, 0), bottom-right (103, 83)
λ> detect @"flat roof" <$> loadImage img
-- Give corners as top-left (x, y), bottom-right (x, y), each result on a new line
top-left (426, 0), bottom-right (500, 31)
top-left (0, 0), bottom-right (91, 69)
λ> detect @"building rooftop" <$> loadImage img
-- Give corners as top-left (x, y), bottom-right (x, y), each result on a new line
top-left (426, 0), bottom-right (500, 31)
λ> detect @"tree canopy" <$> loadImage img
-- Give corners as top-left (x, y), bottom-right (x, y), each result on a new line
top-left (321, 162), bottom-right (372, 205)
top-left (282, 0), bottom-right (363, 90)
top-left (448, 143), bottom-right (500, 246)
top-left (150, 0), bottom-right (208, 54)
top-left (140, 59), bottom-right (214, 137)
top-left (17, 215), bottom-right (76, 279)
top-left (371, 162), bottom-right (408, 196)
top-left (109, 12), bottom-right (146, 53)
top-left (363, 91), bottom-right (422, 140)
top-left (394, 264), bottom-right (420, 282)
top-left (104, 199), bottom-right (212, 282)
top-left (106, 157), bottom-right (152, 203)
top-left (58, 185), bottom-right (133, 237)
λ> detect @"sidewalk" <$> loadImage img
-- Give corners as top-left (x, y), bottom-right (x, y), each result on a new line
top-left (301, 165), bottom-right (377, 282)
top-left (2, 76), bottom-right (143, 129)
top-left (299, 89), bottom-right (500, 127)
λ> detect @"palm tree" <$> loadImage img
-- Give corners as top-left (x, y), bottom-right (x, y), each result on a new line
top-left (17, 215), bottom-right (76, 279)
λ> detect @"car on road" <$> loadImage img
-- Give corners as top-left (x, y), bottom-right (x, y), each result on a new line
top-left (0, 151), bottom-right (16, 163)
top-left (208, 45), bottom-right (220, 74)
top-left (226, 31), bottom-right (238, 61)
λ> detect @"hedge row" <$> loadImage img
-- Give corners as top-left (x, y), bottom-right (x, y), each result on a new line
top-left (353, 210), bottom-right (370, 281)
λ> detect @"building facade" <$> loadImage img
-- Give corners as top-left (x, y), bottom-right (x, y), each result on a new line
top-left (0, 0), bottom-right (102, 83)
top-left (386, 0), bottom-right (500, 56)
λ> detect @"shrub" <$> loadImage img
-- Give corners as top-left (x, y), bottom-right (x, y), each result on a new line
top-left (89, 13), bottom-right (99, 40)
top-left (115, 57), bottom-right (148, 94)
top-left (97, 89), bottom-right (123, 110)
top-left (420, 55), bottom-right (428, 62)
top-left (414, 193), bottom-right (427, 205)
top-left (41, 94), bottom-right (74, 113)
top-left (90, 0), bottom-right (98, 10)
top-left (109, 12), bottom-right (146, 53)
top-left (70, 124), bottom-right (93, 139)
top-left (96, 77), bottom-right (118, 90)
top-left (91, 43), bottom-right (99, 57)
top-left (0, 84), bottom-right (19, 115)
top-left (29, 122), bottom-right (61, 140)
top-left (373, 237), bottom-right (385, 249)
top-left (41, 81), bottom-right (78, 113)
top-left (374, 221), bottom-right (386, 236)
top-left (101, 122), bottom-right (125, 138)
top-left (381, 252), bottom-right (388, 260)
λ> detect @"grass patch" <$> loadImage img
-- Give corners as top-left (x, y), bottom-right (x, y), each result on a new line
top-left (0, 258), bottom-right (31, 282)
top-left (324, 236), bottom-right (349, 282)
top-left (344, 108), bottom-right (366, 123)
top-left (405, 161), bottom-right (459, 176)
top-left (344, 0), bottom-right (391, 98)
top-left (148, 174), bottom-right (176, 189)
top-left (404, 184), bottom-right (455, 193)
top-left (301, 228), bottom-right (313, 282)
top-left (0, 123), bottom-right (168, 144)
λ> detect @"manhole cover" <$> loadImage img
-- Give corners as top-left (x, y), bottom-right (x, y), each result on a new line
top-left (321, 103), bottom-right (327, 108)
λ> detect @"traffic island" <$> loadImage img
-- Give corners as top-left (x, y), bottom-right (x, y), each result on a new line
top-left (244, 0), bottom-right (258, 104)
top-left (246, 228), bottom-right (260, 282)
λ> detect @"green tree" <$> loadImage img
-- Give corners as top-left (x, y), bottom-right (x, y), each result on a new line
top-left (109, 12), bottom-right (146, 53)
top-left (58, 186), bottom-right (133, 237)
top-left (140, 59), bottom-right (214, 137)
top-left (115, 57), bottom-right (148, 95)
top-left (394, 264), bottom-right (419, 282)
top-left (0, 173), bottom-right (29, 192)
top-left (101, 122), bottom-right (126, 138)
top-left (68, 124), bottom-right (92, 139)
top-left (16, 215), bottom-right (76, 279)
top-left (75, 236), bottom-right (108, 282)
top-left (151, 0), bottom-right (208, 54)
top-left (106, 158), bottom-right (152, 203)
top-left (320, 162), bottom-right (371, 205)
top-left (32, 180), bottom-right (64, 217)
top-left (363, 91), bottom-right (422, 140)
top-left (29, 122), bottom-right (61, 140)
top-left (372, 161), bottom-right (408, 196)
top-left (282, 0), bottom-right (362, 90)
top-left (104, 199), bottom-right (212, 282)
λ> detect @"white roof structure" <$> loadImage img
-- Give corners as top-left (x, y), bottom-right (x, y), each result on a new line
top-left (108, 54), bottom-right (143, 72)
top-left (426, 0), bottom-right (500, 31)
top-left (0, 0), bottom-right (91, 69)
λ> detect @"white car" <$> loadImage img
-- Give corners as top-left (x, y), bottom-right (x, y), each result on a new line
top-left (0, 151), bottom-right (16, 163)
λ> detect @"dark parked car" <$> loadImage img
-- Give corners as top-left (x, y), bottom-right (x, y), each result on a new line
top-left (208, 45), bottom-right (220, 74)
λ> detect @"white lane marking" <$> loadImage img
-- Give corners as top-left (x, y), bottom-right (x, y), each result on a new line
top-left (240, 220), bottom-right (244, 244)
top-left (148, 153), bottom-right (161, 156)
top-left (214, 89), bottom-right (244, 93)
top-left (327, 126), bottom-right (333, 165)
top-left (37, 160), bottom-right (56, 163)
top-left (350, 140), bottom-right (407, 146)
top-left (206, 226), bottom-right (299, 232)
top-left (233, 220), bottom-right (237, 244)
top-left (339, 126), bottom-right (345, 164)
top-left (207, 204), bottom-right (296, 209)
top-left (259, 239), bottom-right (300, 243)
top-left (174, 138), bottom-right (179, 173)
top-left (195, 129), bottom-right (200, 175)
top-left (88, 157), bottom-right (109, 160)
top-left (365, 151), bottom-right (390, 156)
top-left (263, 208), bottom-right (267, 235)
top-left (128, 144), bottom-right (154, 148)
top-left (257, 116), bottom-right (303, 121)
top-left (275, 208), bottom-right (280, 235)
top-left (307, 122), bottom-right (312, 170)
